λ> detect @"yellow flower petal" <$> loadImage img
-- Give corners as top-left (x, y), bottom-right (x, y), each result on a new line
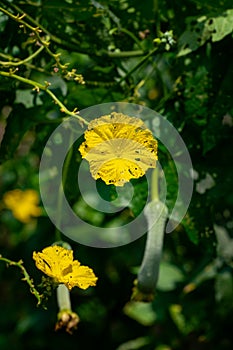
top-left (62, 261), bottom-right (98, 290)
top-left (79, 112), bottom-right (158, 186)
top-left (3, 189), bottom-right (42, 223)
top-left (33, 246), bottom-right (74, 281)
top-left (33, 245), bottom-right (98, 290)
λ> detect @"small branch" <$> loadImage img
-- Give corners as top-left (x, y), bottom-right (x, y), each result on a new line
top-left (0, 6), bottom-right (81, 76)
top-left (0, 70), bottom-right (88, 126)
top-left (0, 255), bottom-right (42, 305)
top-left (0, 46), bottom-right (44, 67)
top-left (0, 6), bottom-right (35, 31)
top-left (1, 2), bottom-right (91, 56)
top-left (0, 2), bottom-right (152, 60)
top-left (85, 80), bottom-right (116, 87)
top-left (107, 50), bottom-right (146, 58)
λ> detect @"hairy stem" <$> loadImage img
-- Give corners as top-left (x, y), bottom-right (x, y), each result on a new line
top-left (0, 70), bottom-right (88, 125)
top-left (0, 256), bottom-right (42, 305)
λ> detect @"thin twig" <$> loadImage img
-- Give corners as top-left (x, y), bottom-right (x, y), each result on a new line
top-left (0, 70), bottom-right (88, 126)
top-left (0, 255), bottom-right (42, 305)
top-left (0, 6), bottom-right (65, 69)
top-left (0, 46), bottom-right (44, 67)
top-left (0, 2), bottom-right (149, 59)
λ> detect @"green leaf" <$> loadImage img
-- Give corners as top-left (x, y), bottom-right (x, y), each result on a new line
top-left (214, 225), bottom-right (233, 263)
top-left (206, 9), bottom-right (233, 42)
top-left (215, 271), bottom-right (233, 314)
top-left (157, 262), bottom-right (184, 291)
top-left (15, 89), bottom-right (43, 108)
top-left (177, 17), bottom-right (209, 56)
top-left (0, 104), bottom-right (36, 162)
top-left (116, 337), bottom-right (151, 350)
top-left (178, 10), bottom-right (233, 56)
top-left (123, 301), bottom-right (157, 326)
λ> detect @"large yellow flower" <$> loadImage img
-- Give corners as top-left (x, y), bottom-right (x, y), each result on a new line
top-left (3, 189), bottom-right (42, 223)
top-left (33, 245), bottom-right (98, 290)
top-left (79, 112), bottom-right (158, 186)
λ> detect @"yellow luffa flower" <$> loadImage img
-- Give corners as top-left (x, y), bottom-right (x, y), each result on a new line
top-left (3, 189), bottom-right (42, 223)
top-left (79, 112), bottom-right (158, 186)
top-left (33, 245), bottom-right (98, 290)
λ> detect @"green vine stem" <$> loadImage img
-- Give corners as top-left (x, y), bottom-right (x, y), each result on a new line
top-left (0, 70), bottom-right (88, 126)
top-left (0, 6), bottom-right (65, 71)
top-left (0, 5), bottom-right (88, 126)
top-left (110, 27), bottom-right (144, 51)
top-left (0, 255), bottom-right (42, 305)
top-left (107, 50), bottom-right (146, 58)
top-left (0, 52), bottom-right (52, 74)
top-left (0, 46), bottom-right (44, 67)
top-left (0, 5), bottom-right (85, 85)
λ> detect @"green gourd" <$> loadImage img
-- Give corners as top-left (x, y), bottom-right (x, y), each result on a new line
top-left (137, 200), bottom-right (168, 298)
